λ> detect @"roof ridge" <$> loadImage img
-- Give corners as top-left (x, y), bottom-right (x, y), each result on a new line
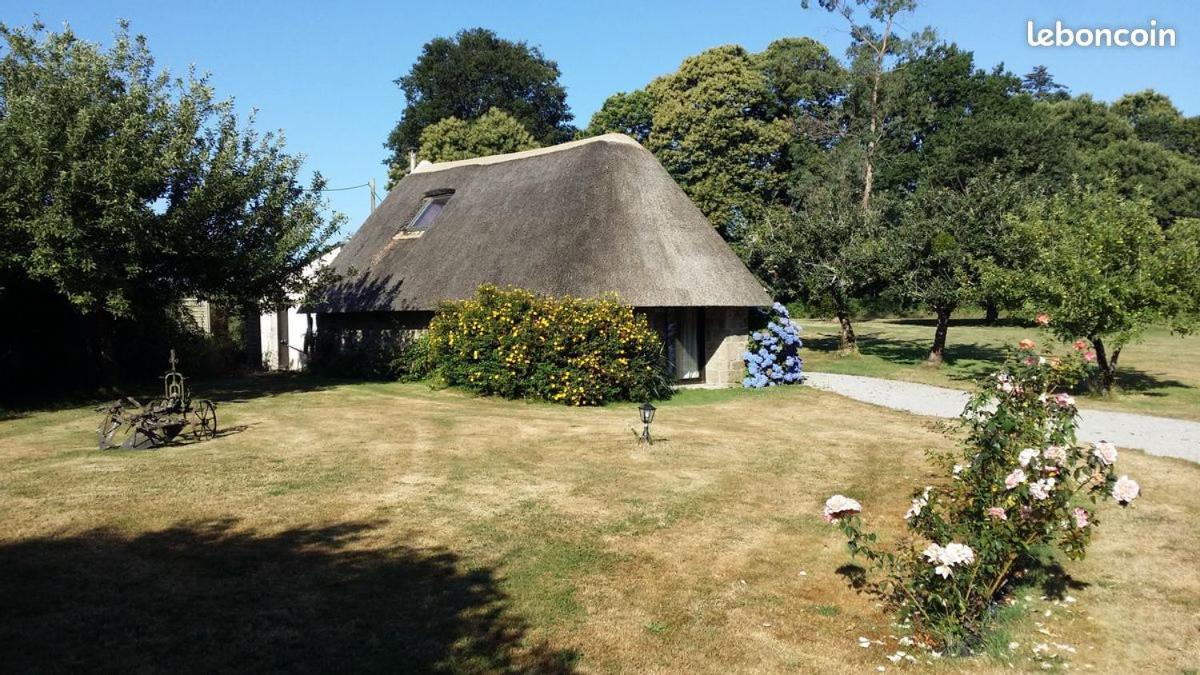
top-left (410, 133), bottom-right (641, 174)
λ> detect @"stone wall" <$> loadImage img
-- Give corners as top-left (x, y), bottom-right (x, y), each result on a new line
top-left (703, 307), bottom-right (749, 386)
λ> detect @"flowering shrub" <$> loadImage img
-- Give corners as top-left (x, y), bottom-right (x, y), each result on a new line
top-left (824, 340), bottom-right (1139, 652)
top-left (427, 285), bottom-right (673, 405)
top-left (742, 302), bottom-right (804, 388)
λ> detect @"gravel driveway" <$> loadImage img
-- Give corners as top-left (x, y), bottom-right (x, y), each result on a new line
top-left (804, 372), bottom-right (1200, 464)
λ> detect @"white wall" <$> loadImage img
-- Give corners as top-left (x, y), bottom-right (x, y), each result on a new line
top-left (260, 308), bottom-right (314, 371)
top-left (258, 246), bottom-right (341, 372)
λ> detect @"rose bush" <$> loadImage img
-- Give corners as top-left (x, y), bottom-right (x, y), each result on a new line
top-left (824, 340), bottom-right (1139, 652)
top-left (742, 302), bottom-right (804, 388)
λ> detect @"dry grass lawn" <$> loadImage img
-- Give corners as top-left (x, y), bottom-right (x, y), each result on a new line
top-left (1, 378), bottom-right (1197, 672)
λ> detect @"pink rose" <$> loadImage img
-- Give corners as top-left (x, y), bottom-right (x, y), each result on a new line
top-left (1072, 507), bottom-right (1089, 528)
top-left (1035, 313), bottom-right (1050, 326)
top-left (1043, 445), bottom-right (1067, 465)
top-left (823, 494), bottom-right (862, 523)
top-left (1112, 476), bottom-right (1140, 505)
top-left (1018, 338), bottom-right (1036, 351)
top-left (1072, 339), bottom-right (1088, 351)
top-left (1083, 350), bottom-right (1097, 363)
top-left (1005, 468), bottom-right (1027, 490)
top-left (1053, 393), bottom-right (1076, 408)
top-left (1092, 441), bottom-right (1118, 466)
top-left (986, 507), bottom-right (1008, 521)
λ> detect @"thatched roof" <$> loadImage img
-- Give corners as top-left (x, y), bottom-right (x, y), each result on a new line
top-left (316, 133), bottom-right (771, 313)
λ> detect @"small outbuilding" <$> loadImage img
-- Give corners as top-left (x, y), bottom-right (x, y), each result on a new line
top-left (314, 133), bottom-right (770, 385)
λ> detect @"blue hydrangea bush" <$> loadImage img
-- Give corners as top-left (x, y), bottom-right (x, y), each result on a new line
top-left (742, 302), bottom-right (804, 388)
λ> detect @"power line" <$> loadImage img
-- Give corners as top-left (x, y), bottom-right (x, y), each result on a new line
top-left (318, 183), bottom-right (370, 192)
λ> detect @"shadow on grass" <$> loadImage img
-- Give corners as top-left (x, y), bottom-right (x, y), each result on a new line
top-left (807, 332), bottom-right (1193, 394)
top-left (1032, 561), bottom-right (1090, 600)
top-left (0, 519), bottom-right (578, 673)
top-left (835, 563), bottom-right (868, 590)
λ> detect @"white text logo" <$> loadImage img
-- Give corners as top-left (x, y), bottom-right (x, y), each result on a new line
top-left (1027, 20), bottom-right (1176, 48)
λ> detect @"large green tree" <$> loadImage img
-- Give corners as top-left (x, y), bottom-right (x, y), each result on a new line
top-left (804, 0), bottom-right (923, 211)
top-left (886, 45), bottom-right (1068, 362)
top-left (385, 108), bottom-right (539, 185)
top-left (0, 21), bottom-right (339, 394)
top-left (995, 183), bottom-right (1200, 391)
top-left (1047, 94), bottom-right (1200, 223)
top-left (644, 45), bottom-right (791, 235)
top-left (383, 28), bottom-right (573, 172)
top-left (581, 89), bottom-right (654, 144)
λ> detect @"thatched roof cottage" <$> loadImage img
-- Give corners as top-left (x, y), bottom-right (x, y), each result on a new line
top-left (315, 133), bottom-right (770, 384)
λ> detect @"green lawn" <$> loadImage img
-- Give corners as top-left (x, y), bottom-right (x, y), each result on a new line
top-left (1, 377), bottom-right (1197, 672)
top-left (800, 317), bottom-right (1200, 421)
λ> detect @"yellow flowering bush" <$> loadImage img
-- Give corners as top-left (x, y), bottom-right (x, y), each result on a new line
top-left (427, 285), bottom-right (673, 405)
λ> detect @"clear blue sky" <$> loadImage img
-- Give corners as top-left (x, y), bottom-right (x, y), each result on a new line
top-left (4, 0), bottom-right (1198, 235)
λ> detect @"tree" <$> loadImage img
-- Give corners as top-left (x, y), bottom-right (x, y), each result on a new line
top-left (1047, 94), bottom-right (1200, 223)
top-left (739, 147), bottom-right (888, 352)
top-left (384, 108), bottom-right (541, 185)
top-left (581, 89), bottom-right (654, 143)
top-left (645, 45), bottom-right (790, 235)
top-left (886, 46), bottom-right (1067, 362)
top-left (1111, 90), bottom-right (1200, 157)
top-left (1020, 65), bottom-right (1068, 101)
top-left (0, 21), bottom-right (339, 392)
top-left (804, 0), bottom-right (922, 211)
top-left (383, 28), bottom-right (573, 172)
top-left (997, 183), bottom-right (1200, 391)
top-left (754, 37), bottom-right (848, 190)
top-left (896, 173), bottom-right (1027, 364)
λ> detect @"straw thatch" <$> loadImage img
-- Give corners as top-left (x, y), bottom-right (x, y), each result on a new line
top-left (315, 133), bottom-right (771, 313)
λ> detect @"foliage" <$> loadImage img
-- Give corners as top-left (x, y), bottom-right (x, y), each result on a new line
top-left (1047, 94), bottom-right (1200, 223)
top-left (389, 332), bottom-right (434, 382)
top-left (1111, 89), bottom-right (1200, 159)
top-left (644, 45), bottom-right (791, 235)
top-left (581, 89), bottom-right (654, 144)
top-left (737, 149), bottom-right (888, 351)
top-left (825, 343), bottom-right (1139, 651)
top-left (308, 329), bottom-right (420, 381)
top-left (885, 45), bottom-right (1068, 361)
top-left (993, 182), bottom-right (1200, 390)
top-left (1019, 65), bottom-right (1068, 101)
top-left (427, 286), bottom-right (672, 405)
top-left (417, 108), bottom-right (538, 163)
top-left (742, 302), bottom-right (804, 388)
top-left (383, 28), bottom-right (573, 171)
top-left (0, 20), bottom-right (340, 319)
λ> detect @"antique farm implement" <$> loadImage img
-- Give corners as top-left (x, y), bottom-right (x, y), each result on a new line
top-left (96, 350), bottom-right (217, 449)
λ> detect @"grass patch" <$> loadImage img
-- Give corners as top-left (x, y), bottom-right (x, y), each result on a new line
top-left (0, 376), bottom-right (1197, 672)
top-left (800, 317), bottom-right (1200, 420)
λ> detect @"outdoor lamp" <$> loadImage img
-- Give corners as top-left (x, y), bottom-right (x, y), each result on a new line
top-left (638, 402), bottom-right (656, 445)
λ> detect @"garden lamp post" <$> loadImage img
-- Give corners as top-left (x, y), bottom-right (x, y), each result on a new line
top-left (638, 402), bottom-right (656, 445)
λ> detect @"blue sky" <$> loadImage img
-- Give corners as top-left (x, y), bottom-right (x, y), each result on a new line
top-left (4, 0), bottom-right (1198, 235)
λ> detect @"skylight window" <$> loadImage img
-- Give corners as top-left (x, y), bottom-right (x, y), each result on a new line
top-left (407, 194), bottom-right (451, 231)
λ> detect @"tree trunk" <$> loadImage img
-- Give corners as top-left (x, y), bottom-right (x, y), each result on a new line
top-left (983, 300), bottom-right (999, 325)
top-left (836, 310), bottom-right (858, 354)
top-left (1091, 336), bottom-right (1117, 393)
top-left (859, 13), bottom-right (894, 213)
top-left (927, 306), bottom-right (954, 366)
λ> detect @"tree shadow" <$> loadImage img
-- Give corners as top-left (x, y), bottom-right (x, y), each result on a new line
top-left (835, 563), bottom-right (868, 590)
top-left (0, 519), bottom-right (577, 673)
top-left (1032, 561), bottom-right (1090, 601)
top-left (198, 373), bottom-right (349, 405)
top-left (807, 329), bottom-right (1193, 394)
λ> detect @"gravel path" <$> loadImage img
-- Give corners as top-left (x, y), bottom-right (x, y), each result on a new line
top-left (804, 372), bottom-right (1200, 464)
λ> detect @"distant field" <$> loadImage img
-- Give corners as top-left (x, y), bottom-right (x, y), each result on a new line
top-left (1, 378), bottom-right (1197, 672)
top-left (799, 317), bottom-right (1200, 421)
